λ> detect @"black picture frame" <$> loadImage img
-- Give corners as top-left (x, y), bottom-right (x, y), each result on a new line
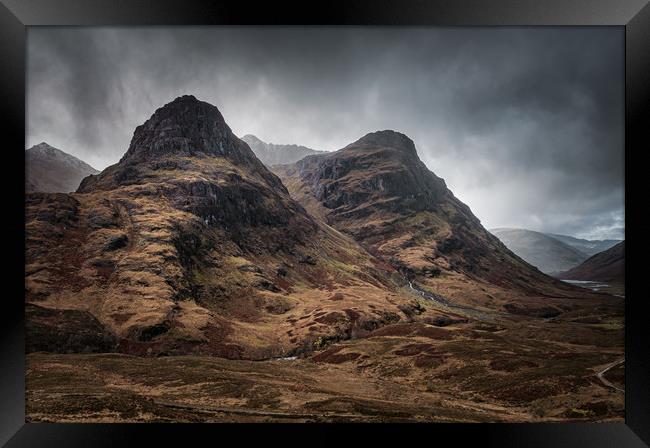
top-left (1, 0), bottom-right (648, 446)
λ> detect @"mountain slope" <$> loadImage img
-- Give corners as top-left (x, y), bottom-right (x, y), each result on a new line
top-left (274, 130), bottom-right (585, 310)
top-left (544, 232), bottom-right (621, 257)
top-left (558, 241), bottom-right (625, 283)
top-left (26, 142), bottom-right (99, 193)
top-left (490, 228), bottom-right (589, 274)
top-left (241, 134), bottom-right (325, 166)
top-left (26, 96), bottom-right (422, 358)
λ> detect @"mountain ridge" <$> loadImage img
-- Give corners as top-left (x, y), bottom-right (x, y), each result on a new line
top-left (544, 232), bottom-right (622, 256)
top-left (241, 134), bottom-right (325, 166)
top-left (490, 227), bottom-right (622, 274)
top-left (79, 95), bottom-right (284, 194)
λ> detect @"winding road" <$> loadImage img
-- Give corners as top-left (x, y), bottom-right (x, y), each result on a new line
top-left (596, 358), bottom-right (625, 393)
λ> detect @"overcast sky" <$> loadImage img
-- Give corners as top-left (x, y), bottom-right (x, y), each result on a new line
top-left (27, 27), bottom-right (624, 240)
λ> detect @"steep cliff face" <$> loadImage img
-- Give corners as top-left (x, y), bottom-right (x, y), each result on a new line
top-left (293, 131), bottom-right (447, 218)
top-left (26, 97), bottom-right (422, 358)
top-left (274, 130), bottom-right (584, 303)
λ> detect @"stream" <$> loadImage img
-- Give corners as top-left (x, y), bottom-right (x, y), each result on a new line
top-left (561, 279), bottom-right (610, 291)
top-left (404, 277), bottom-right (497, 322)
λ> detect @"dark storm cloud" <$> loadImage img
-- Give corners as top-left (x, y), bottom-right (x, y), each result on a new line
top-left (26, 27), bottom-right (624, 239)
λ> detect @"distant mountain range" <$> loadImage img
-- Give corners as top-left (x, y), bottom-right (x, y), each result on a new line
top-left (26, 142), bottom-right (98, 193)
top-left (489, 228), bottom-right (589, 274)
top-left (490, 228), bottom-right (622, 275)
top-left (241, 134), bottom-right (325, 166)
top-left (544, 233), bottom-right (622, 257)
top-left (558, 241), bottom-right (625, 284)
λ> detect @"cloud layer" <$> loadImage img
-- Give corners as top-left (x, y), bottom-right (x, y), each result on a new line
top-left (27, 27), bottom-right (624, 239)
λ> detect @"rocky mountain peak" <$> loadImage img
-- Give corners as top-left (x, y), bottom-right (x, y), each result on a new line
top-left (31, 142), bottom-right (55, 152)
top-left (284, 130), bottom-right (450, 223)
top-left (78, 96), bottom-right (286, 194)
top-left (120, 95), bottom-right (248, 164)
top-left (26, 142), bottom-right (99, 193)
top-left (241, 134), bottom-right (265, 145)
top-left (346, 130), bottom-right (418, 157)
top-left (28, 142), bottom-right (84, 162)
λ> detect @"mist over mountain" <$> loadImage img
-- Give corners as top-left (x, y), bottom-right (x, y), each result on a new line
top-left (490, 228), bottom-right (589, 274)
top-left (26, 142), bottom-right (99, 193)
top-left (544, 233), bottom-right (621, 257)
top-left (241, 134), bottom-right (325, 166)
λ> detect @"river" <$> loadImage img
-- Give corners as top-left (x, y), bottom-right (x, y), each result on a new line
top-left (560, 279), bottom-right (624, 298)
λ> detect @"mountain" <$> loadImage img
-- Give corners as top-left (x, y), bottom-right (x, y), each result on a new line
top-left (25, 99), bottom-right (625, 423)
top-left (558, 241), bottom-right (625, 283)
top-left (241, 134), bottom-right (325, 166)
top-left (273, 130), bottom-right (583, 308)
top-left (544, 232), bottom-right (621, 257)
top-left (25, 142), bottom-right (99, 193)
top-left (490, 228), bottom-right (589, 274)
top-left (25, 95), bottom-right (419, 358)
